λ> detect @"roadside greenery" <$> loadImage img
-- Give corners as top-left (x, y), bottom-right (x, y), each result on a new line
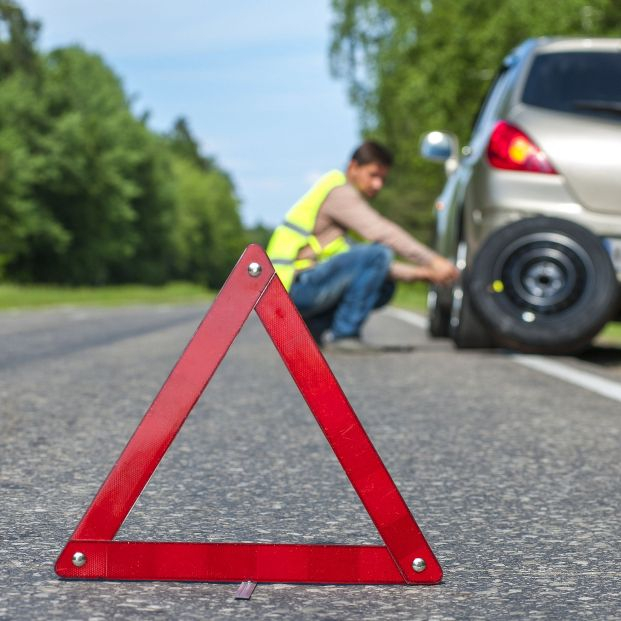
top-left (0, 2), bottom-right (247, 288)
top-left (330, 0), bottom-right (621, 239)
top-left (598, 322), bottom-right (621, 345)
top-left (392, 281), bottom-right (428, 312)
top-left (0, 282), bottom-right (213, 309)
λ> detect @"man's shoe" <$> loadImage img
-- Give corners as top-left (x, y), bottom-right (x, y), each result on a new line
top-left (321, 332), bottom-right (414, 354)
top-left (322, 335), bottom-right (382, 353)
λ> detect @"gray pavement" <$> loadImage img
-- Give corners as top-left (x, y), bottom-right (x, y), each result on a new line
top-left (1, 304), bottom-right (620, 620)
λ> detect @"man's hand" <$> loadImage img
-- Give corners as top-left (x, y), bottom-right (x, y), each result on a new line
top-left (390, 257), bottom-right (460, 285)
top-left (425, 256), bottom-right (460, 285)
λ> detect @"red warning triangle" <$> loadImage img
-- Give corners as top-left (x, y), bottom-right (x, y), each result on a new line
top-left (55, 245), bottom-right (442, 585)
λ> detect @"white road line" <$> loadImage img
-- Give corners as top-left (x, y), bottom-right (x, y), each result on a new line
top-left (384, 307), bottom-right (429, 330)
top-left (385, 306), bottom-right (621, 404)
top-left (510, 354), bottom-right (621, 403)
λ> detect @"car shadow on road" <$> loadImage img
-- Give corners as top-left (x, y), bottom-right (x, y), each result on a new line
top-left (578, 342), bottom-right (621, 367)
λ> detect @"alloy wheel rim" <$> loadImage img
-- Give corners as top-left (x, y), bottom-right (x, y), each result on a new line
top-left (493, 232), bottom-right (592, 316)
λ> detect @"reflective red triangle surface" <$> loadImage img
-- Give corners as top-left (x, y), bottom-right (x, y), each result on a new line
top-left (55, 245), bottom-right (442, 584)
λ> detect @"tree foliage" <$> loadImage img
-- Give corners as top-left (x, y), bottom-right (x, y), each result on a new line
top-left (0, 1), bottom-right (246, 286)
top-left (330, 0), bottom-right (621, 239)
top-left (0, 0), bottom-right (39, 76)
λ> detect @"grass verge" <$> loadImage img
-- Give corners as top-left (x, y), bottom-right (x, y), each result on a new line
top-left (595, 321), bottom-right (621, 346)
top-left (392, 282), bottom-right (428, 313)
top-left (0, 282), bottom-right (214, 310)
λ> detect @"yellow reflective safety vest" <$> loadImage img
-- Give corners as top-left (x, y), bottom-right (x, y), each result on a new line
top-left (266, 170), bottom-right (351, 291)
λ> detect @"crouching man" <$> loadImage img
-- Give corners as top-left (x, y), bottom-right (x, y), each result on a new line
top-left (266, 141), bottom-right (459, 352)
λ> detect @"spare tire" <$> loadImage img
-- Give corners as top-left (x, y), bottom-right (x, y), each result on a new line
top-left (427, 285), bottom-right (451, 337)
top-left (469, 217), bottom-right (619, 353)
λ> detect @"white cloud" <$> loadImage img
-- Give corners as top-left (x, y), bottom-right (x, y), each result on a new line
top-left (304, 170), bottom-right (324, 185)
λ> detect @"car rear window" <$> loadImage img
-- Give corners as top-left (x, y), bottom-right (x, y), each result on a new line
top-left (522, 51), bottom-right (621, 120)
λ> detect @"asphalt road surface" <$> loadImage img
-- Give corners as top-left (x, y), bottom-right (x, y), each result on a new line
top-left (1, 303), bottom-right (620, 620)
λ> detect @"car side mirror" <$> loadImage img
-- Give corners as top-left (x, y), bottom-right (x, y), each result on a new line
top-left (420, 131), bottom-right (460, 176)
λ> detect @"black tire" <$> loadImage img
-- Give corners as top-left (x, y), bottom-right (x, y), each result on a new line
top-left (427, 285), bottom-right (450, 337)
top-left (469, 217), bottom-right (619, 353)
top-left (449, 272), bottom-right (496, 348)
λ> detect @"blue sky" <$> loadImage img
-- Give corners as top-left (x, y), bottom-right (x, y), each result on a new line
top-left (20, 1), bottom-right (360, 226)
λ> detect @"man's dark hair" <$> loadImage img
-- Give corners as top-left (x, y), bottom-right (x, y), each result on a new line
top-left (350, 141), bottom-right (394, 167)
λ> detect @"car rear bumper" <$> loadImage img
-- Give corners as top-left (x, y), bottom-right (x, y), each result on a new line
top-left (465, 167), bottom-right (621, 278)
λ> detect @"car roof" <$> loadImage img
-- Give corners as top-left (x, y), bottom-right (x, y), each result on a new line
top-left (533, 37), bottom-right (621, 53)
top-left (503, 37), bottom-right (621, 67)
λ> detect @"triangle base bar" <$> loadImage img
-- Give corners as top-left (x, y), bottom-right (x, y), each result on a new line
top-left (57, 541), bottom-right (419, 584)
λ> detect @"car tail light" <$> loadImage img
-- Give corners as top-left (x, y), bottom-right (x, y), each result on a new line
top-left (487, 121), bottom-right (558, 174)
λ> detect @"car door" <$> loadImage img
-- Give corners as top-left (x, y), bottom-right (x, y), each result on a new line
top-left (461, 56), bottom-right (523, 257)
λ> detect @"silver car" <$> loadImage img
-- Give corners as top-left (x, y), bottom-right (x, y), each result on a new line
top-left (421, 37), bottom-right (621, 353)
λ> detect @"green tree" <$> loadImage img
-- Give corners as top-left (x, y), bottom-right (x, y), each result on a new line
top-left (109, 132), bottom-right (179, 285)
top-left (169, 153), bottom-right (246, 288)
top-left (0, 1), bottom-right (64, 278)
top-left (0, 78), bottom-right (69, 278)
top-left (9, 46), bottom-right (149, 283)
top-left (0, 2), bottom-right (246, 286)
top-left (164, 116), bottom-right (247, 287)
top-left (167, 117), bottom-right (214, 171)
top-left (245, 222), bottom-right (273, 249)
top-left (0, 0), bottom-right (39, 76)
top-left (330, 0), bottom-right (621, 239)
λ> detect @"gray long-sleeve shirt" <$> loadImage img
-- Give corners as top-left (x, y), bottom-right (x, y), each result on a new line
top-left (297, 182), bottom-right (438, 279)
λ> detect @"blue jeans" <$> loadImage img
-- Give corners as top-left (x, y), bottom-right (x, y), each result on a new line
top-left (290, 243), bottom-right (395, 341)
